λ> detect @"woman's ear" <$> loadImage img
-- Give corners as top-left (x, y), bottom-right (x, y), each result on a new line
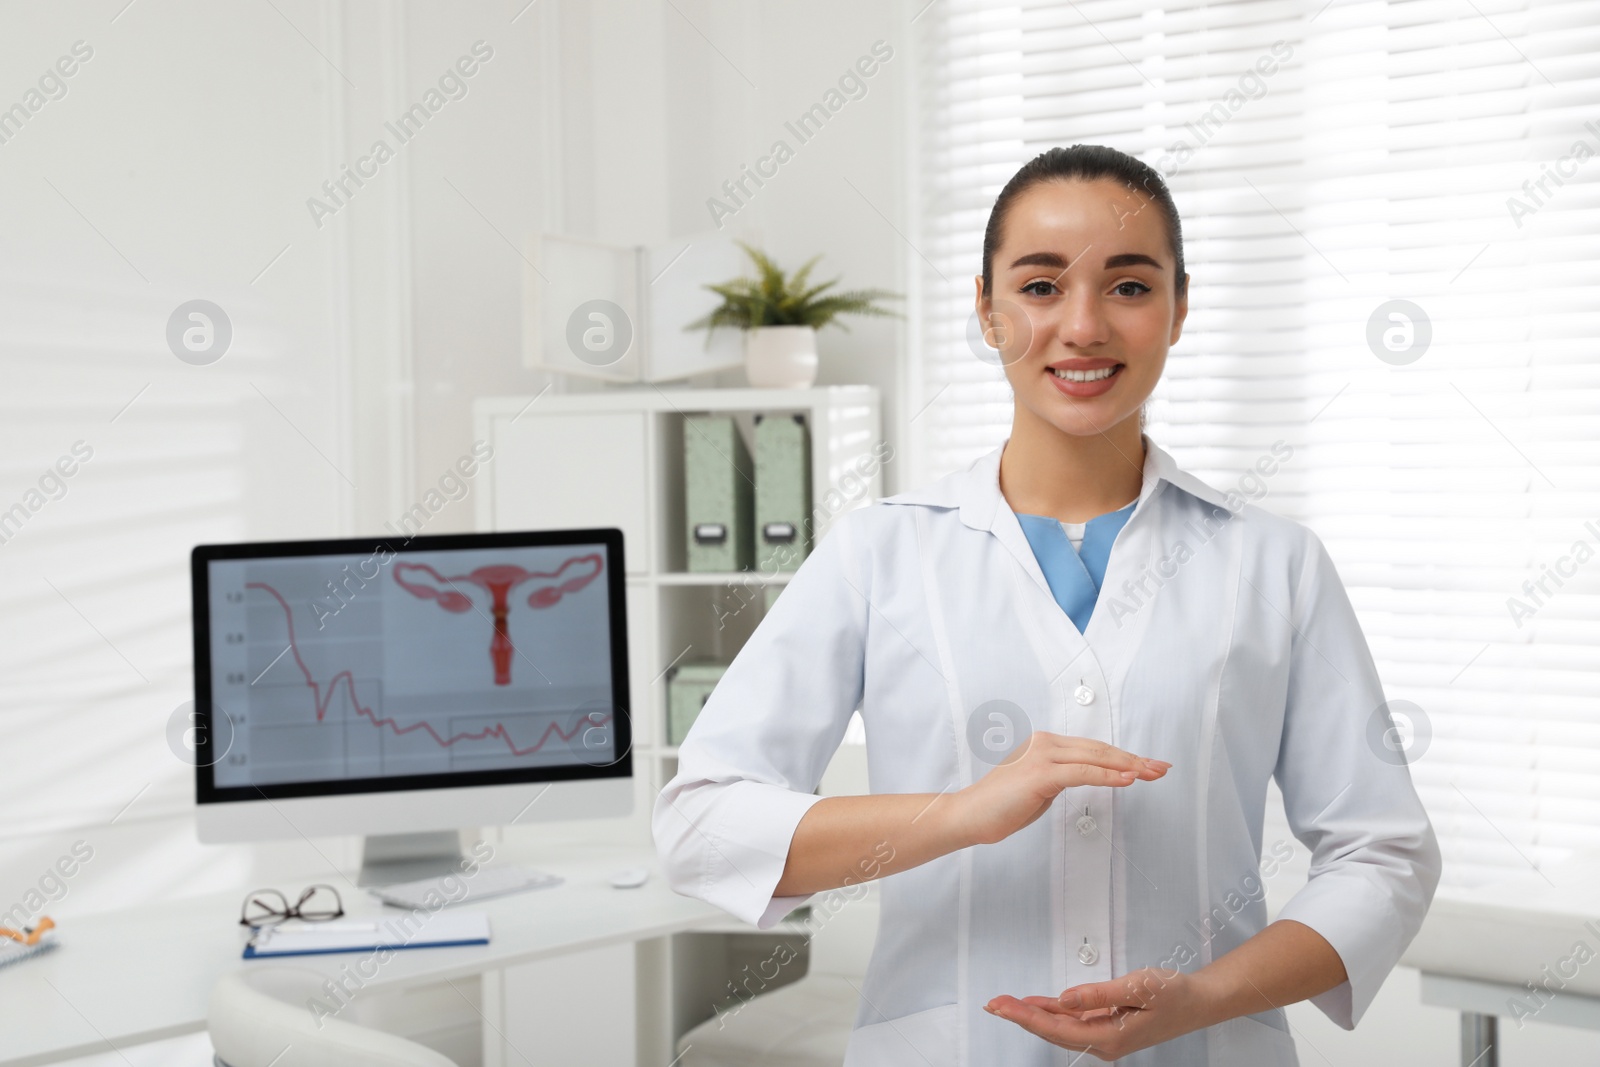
top-left (1169, 273), bottom-right (1190, 345)
top-left (974, 274), bottom-right (994, 345)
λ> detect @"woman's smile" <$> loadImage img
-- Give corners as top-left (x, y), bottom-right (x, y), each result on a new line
top-left (1046, 359), bottom-right (1125, 398)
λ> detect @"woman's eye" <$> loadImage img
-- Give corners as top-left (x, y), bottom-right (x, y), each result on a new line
top-left (1021, 280), bottom-right (1056, 297)
top-left (1113, 280), bottom-right (1152, 297)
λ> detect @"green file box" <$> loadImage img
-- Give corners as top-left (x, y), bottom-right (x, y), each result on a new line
top-left (667, 662), bottom-right (730, 745)
top-left (684, 415), bottom-right (754, 572)
top-left (754, 413), bottom-right (813, 572)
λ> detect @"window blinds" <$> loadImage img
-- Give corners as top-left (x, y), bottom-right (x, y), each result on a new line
top-left (912, 0), bottom-right (1600, 889)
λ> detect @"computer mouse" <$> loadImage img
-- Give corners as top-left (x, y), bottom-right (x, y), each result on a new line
top-left (608, 866), bottom-right (651, 889)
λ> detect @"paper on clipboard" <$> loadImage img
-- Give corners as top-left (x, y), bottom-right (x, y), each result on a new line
top-left (244, 910), bottom-right (490, 959)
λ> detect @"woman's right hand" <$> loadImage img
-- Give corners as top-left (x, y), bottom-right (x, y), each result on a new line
top-left (952, 732), bottom-right (1171, 847)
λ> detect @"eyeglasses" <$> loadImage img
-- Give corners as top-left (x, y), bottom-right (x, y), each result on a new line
top-left (0, 915), bottom-right (54, 945)
top-left (239, 884), bottom-right (344, 929)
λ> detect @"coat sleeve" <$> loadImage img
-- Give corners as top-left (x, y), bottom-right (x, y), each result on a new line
top-left (651, 507), bottom-right (869, 929)
top-left (1270, 527), bottom-right (1442, 1029)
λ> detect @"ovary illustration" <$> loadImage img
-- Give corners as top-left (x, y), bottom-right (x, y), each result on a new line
top-left (393, 555), bottom-right (604, 684)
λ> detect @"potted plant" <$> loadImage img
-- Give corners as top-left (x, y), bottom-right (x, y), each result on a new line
top-left (685, 241), bottom-right (903, 388)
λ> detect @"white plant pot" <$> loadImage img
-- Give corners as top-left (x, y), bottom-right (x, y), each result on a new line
top-left (744, 325), bottom-right (818, 389)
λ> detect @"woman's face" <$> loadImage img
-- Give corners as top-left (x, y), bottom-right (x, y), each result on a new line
top-left (975, 177), bottom-right (1187, 438)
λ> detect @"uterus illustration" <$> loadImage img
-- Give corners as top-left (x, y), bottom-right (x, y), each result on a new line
top-left (393, 555), bottom-right (604, 685)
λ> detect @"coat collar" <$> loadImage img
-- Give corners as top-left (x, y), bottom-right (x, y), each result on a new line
top-left (881, 433), bottom-right (1233, 530)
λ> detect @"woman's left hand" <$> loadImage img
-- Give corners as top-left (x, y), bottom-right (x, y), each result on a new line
top-left (984, 967), bottom-right (1222, 1060)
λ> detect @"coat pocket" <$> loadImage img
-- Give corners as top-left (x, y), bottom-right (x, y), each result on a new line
top-left (1207, 1011), bottom-right (1299, 1066)
top-left (843, 1001), bottom-right (959, 1067)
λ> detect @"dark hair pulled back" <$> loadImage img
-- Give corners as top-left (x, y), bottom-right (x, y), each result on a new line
top-left (981, 144), bottom-right (1186, 301)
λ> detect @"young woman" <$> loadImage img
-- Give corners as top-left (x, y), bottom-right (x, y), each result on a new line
top-left (653, 145), bottom-right (1440, 1066)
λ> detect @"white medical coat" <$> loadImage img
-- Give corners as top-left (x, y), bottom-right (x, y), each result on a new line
top-left (653, 435), bottom-right (1442, 1066)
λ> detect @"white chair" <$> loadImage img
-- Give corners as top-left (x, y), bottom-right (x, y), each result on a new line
top-left (676, 885), bottom-right (879, 1067)
top-left (208, 965), bottom-right (459, 1067)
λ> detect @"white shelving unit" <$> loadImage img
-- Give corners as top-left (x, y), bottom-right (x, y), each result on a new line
top-left (473, 384), bottom-right (882, 831)
top-left (472, 385), bottom-right (882, 1062)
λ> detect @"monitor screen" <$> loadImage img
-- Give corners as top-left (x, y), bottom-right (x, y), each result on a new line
top-left (191, 529), bottom-right (630, 803)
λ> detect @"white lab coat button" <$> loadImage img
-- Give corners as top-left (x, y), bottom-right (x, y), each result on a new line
top-left (1076, 814), bottom-right (1097, 836)
top-left (1077, 941), bottom-right (1099, 966)
top-left (1074, 684), bottom-right (1095, 706)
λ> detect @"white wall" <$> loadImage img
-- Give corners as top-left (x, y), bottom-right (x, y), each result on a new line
top-left (401, 0), bottom-right (909, 506)
top-left (0, 0), bottom-right (358, 900)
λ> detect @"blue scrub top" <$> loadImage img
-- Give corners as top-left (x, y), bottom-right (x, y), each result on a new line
top-left (1013, 500), bottom-right (1136, 633)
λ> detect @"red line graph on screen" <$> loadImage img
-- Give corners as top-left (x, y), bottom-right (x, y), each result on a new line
top-left (244, 581), bottom-right (611, 758)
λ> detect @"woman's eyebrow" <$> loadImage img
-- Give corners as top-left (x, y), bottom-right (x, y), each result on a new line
top-left (1008, 250), bottom-right (1164, 272)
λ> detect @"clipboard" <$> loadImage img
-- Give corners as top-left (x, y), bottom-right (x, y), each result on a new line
top-left (243, 911), bottom-right (490, 959)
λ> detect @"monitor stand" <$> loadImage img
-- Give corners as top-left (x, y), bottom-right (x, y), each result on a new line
top-left (358, 830), bottom-right (464, 887)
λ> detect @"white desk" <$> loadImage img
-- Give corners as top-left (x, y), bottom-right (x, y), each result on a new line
top-left (0, 841), bottom-right (734, 1067)
top-left (1402, 849), bottom-right (1600, 1067)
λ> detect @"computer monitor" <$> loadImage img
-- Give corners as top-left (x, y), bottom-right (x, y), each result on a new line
top-left (190, 528), bottom-right (632, 884)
